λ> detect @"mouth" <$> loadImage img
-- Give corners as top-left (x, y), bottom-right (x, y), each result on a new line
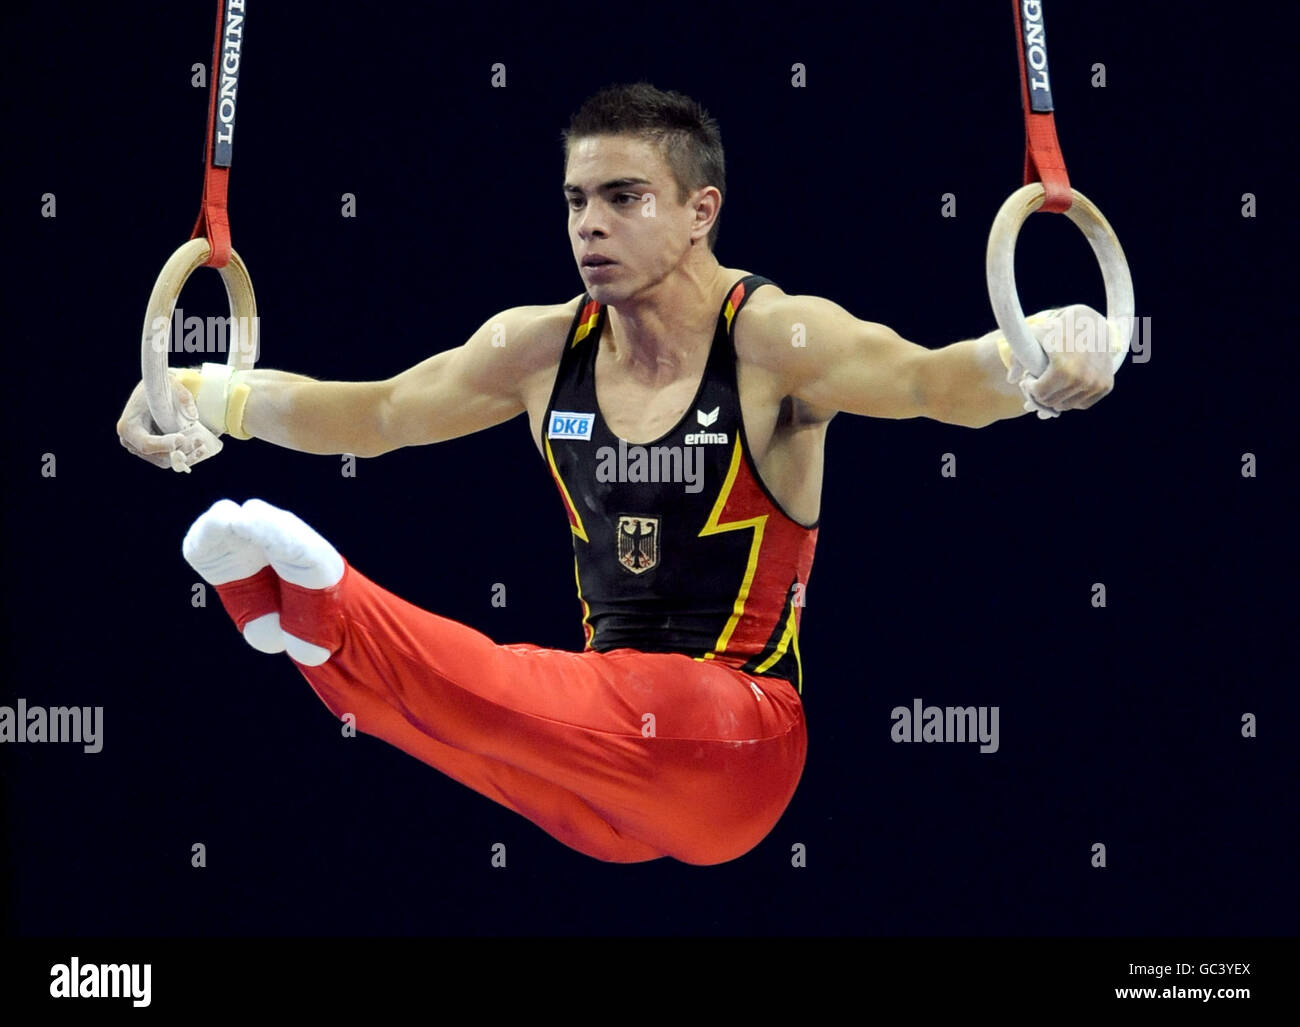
top-left (581, 256), bottom-right (617, 269)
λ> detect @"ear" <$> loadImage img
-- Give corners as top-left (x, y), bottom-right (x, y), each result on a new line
top-left (690, 185), bottom-right (721, 243)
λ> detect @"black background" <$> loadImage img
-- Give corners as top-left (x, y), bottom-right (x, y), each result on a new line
top-left (2, 0), bottom-right (1294, 942)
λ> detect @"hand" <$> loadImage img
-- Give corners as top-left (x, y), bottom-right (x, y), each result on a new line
top-left (1007, 304), bottom-right (1116, 418)
top-left (116, 373), bottom-right (224, 472)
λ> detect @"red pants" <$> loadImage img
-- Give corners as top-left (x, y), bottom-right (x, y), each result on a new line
top-left (214, 558), bottom-right (807, 864)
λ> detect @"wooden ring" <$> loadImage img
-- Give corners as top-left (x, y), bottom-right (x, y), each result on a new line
top-left (140, 239), bottom-right (258, 434)
top-left (986, 184), bottom-right (1134, 379)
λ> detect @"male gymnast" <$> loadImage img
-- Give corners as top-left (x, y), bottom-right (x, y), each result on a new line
top-left (117, 83), bottom-right (1115, 865)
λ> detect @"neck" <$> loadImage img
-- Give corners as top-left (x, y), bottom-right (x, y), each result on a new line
top-left (602, 253), bottom-right (728, 382)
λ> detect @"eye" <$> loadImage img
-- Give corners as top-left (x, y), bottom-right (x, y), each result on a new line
top-left (567, 196), bottom-right (584, 210)
top-left (615, 193), bottom-right (640, 205)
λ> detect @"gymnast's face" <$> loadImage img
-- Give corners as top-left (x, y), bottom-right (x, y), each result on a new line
top-left (564, 134), bottom-right (704, 303)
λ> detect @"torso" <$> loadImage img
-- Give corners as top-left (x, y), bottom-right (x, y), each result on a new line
top-left (520, 267), bottom-right (828, 525)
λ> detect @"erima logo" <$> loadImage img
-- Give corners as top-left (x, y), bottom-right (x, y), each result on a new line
top-left (548, 411), bottom-right (594, 440)
top-left (685, 406), bottom-right (728, 445)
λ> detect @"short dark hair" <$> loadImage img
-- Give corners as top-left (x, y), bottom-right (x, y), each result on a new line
top-left (562, 82), bottom-right (726, 250)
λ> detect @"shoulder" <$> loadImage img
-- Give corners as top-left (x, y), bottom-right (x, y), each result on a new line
top-left (467, 295), bottom-right (587, 376)
top-left (728, 278), bottom-right (864, 425)
top-left (732, 281), bottom-right (898, 371)
top-left (728, 278), bottom-right (819, 375)
top-left (492, 295), bottom-right (587, 349)
top-left (732, 277), bottom-right (790, 336)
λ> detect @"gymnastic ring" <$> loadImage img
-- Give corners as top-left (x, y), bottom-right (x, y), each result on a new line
top-left (986, 183), bottom-right (1134, 379)
top-left (140, 238), bottom-right (259, 434)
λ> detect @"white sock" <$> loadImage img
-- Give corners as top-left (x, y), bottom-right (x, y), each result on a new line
top-left (283, 633), bottom-right (333, 666)
top-left (230, 498), bottom-right (344, 590)
top-left (242, 612), bottom-right (287, 654)
top-left (182, 498), bottom-right (270, 585)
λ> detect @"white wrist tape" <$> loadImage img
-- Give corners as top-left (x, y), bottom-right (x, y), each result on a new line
top-left (174, 363), bottom-right (253, 439)
top-left (197, 362), bottom-right (235, 435)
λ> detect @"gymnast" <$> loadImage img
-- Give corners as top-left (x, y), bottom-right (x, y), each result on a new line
top-left (116, 83), bottom-right (1118, 864)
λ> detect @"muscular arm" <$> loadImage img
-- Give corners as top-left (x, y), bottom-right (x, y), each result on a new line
top-left (222, 305), bottom-right (565, 458)
top-left (741, 292), bottom-right (1027, 428)
top-left (122, 302), bottom-right (573, 470)
top-left (235, 371), bottom-right (388, 457)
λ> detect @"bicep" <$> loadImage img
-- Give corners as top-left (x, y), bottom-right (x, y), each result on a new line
top-left (775, 296), bottom-right (937, 420)
top-left (380, 315), bottom-right (529, 449)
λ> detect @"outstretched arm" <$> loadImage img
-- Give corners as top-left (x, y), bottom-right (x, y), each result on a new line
top-left (741, 292), bottom-right (1112, 428)
top-left (118, 304), bottom-right (567, 467)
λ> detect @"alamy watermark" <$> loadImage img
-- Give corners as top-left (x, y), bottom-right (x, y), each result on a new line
top-left (1038, 312), bottom-right (1152, 364)
top-left (148, 307), bottom-right (259, 357)
top-left (595, 438), bottom-right (705, 494)
top-left (0, 699), bottom-right (102, 753)
top-left (891, 698), bottom-right (999, 753)
top-left (50, 958), bottom-right (150, 1007)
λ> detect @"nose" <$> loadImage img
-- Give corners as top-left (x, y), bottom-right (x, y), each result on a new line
top-left (574, 204), bottom-right (608, 241)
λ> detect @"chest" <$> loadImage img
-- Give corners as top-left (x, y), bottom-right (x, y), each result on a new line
top-left (595, 343), bottom-right (777, 451)
top-left (594, 350), bottom-right (712, 445)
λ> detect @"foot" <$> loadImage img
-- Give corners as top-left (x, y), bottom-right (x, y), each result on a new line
top-left (182, 498), bottom-right (344, 665)
top-left (231, 498), bottom-right (342, 665)
top-left (182, 498), bottom-right (268, 586)
top-left (183, 499), bottom-right (285, 653)
top-left (229, 498), bottom-right (344, 590)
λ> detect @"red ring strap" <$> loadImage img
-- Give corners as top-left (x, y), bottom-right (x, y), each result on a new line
top-left (189, 0), bottom-right (244, 268)
top-left (1012, 0), bottom-right (1072, 213)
